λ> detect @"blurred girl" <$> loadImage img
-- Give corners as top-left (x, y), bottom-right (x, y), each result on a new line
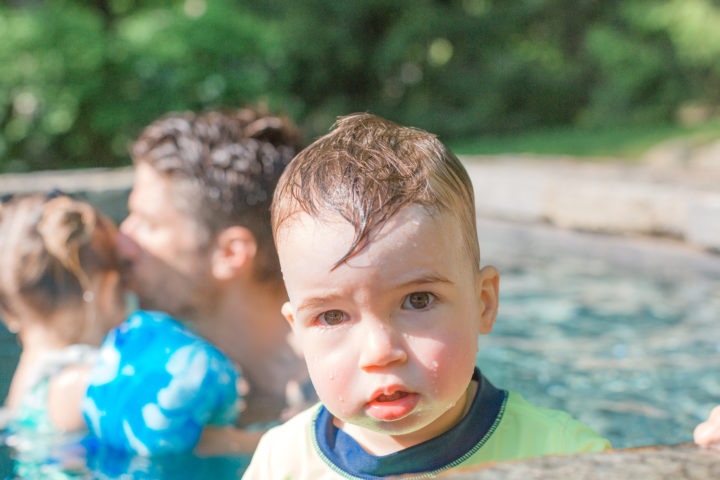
top-left (0, 192), bottom-right (125, 435)
top-left (0, 192), bottom-right (257, 466)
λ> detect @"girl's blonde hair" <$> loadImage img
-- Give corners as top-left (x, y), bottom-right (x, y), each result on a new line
top-left (0, 193), bottom-right (119, 340)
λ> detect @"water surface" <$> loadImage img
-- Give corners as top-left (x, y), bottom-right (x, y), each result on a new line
top-left (1, 217), bottom-right (719, 476)
top-left (476, 219), bottom-right (720, 448)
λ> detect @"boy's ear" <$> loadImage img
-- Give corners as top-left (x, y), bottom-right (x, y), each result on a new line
top-left (211, 226), bottom-right (258, 280)
top-left (281, 301), bottom-right (296, 329)
top-left (475, 266), bottom-right (500, 334)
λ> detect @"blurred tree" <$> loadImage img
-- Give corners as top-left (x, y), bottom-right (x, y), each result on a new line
top-left (0, 0), bottom-right (283, 171)
top-left (2, 0), bottom-right (720, 172)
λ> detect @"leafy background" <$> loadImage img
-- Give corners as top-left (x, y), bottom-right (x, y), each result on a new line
top-left (1, 0), bottom-right (719, 172)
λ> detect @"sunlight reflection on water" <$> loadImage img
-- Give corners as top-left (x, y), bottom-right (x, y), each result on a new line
top-left (476, 218), bottom-right (720, 448)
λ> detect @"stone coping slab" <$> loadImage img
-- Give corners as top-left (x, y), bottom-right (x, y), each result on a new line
top-left (444, 443), bottom-right (720, 480)
top-left (464, 155), bottom-right (720, 252)
top-left (0, 158), bottom-right (718, 252)
top-left (0, 166), bottom-right (134, 193)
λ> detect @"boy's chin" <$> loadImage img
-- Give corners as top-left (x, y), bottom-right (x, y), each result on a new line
top-left (339, 409), bottom-right (441, 438)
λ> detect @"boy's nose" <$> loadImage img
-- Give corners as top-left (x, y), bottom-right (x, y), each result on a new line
top-left (358, 320), bottom-right (407, 370)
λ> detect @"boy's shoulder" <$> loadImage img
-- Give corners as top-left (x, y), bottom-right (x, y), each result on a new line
top-left (471, 390), bottom-right (610, 464)
top-left (243, 403), bottom-right (324, 479)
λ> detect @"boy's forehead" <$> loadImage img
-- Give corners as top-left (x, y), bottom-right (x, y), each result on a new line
top-left (275, 209), bottom-right (353, 251)
top-left (276, 205), bottom-right (463, 269)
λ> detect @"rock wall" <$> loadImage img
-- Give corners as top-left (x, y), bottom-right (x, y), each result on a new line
top-left (1, 158), bottom-right (718, 253)
top-left (446, 444), bottom-right (720, 480)
top-left (465, 155), bottom-right (720, 253)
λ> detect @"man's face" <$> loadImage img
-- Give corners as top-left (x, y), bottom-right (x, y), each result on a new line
top-left (278, 205), bottom-right (499, 452)
top-left (118, 162), bottom-right (214, 319)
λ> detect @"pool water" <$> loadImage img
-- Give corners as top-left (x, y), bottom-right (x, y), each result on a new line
top-left (476, 219), bottom-right (720, 449)
top-left (1, 218), bottom-right (719, 477)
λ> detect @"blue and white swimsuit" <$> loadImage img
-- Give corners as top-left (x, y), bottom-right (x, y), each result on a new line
top-left (83, 310), bottom-right (239, 455)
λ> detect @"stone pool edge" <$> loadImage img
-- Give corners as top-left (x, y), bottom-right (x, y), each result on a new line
top-left (1, 157), bottom-right (719, 252)
top-left (463, 155), bottom-right (720, 254)
top-left (442, 443), bottom-right (720, 479)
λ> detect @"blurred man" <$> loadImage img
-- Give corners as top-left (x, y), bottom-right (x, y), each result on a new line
top-left (117, 108), bottom-right (314, 427)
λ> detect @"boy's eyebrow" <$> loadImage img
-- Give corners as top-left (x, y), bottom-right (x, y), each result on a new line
top-left (296, 293), bottom-right (346, 313)
top-left (395, 273), bottom-right (454, 288)
top-left (295, 274), bottom-right (453, 313)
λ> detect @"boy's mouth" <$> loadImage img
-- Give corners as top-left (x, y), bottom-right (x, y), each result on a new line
top-left (366, 388), bottom-right (419, 420)
top-left (375, 391), bottom-right (407, 402)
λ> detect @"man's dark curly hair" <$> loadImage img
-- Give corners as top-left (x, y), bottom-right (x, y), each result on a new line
top-left (131, 107), bottom-right (302, 282)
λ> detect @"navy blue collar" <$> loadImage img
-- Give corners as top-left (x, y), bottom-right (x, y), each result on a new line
top-left (312, 368), bottom-right (507, 479)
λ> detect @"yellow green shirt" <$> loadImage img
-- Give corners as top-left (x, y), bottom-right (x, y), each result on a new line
top-left (243, 370), bottom-right (610, 479)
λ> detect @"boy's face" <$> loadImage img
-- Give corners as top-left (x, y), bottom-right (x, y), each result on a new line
top-left (278, 205), bottom-right (499, 451)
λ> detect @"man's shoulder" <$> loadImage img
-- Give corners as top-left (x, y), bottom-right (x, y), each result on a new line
top-left (112, 310), bottom-right (234, 365)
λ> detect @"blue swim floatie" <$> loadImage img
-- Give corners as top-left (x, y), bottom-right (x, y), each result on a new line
top-left (83, 310), bottom-right (239, 455)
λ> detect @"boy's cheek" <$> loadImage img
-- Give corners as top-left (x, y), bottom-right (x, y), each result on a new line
top-left (307, 360), bottom-right (355, 417)
top-left (415, 337), bottom-right (477, 385)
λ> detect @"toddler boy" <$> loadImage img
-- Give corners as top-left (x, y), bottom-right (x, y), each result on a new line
top-left (243, 114), bottom-right (610, 479)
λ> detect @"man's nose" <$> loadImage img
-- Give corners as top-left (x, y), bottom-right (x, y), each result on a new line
top-left (358, 318), bottom-right (407, 371)
top-left (117, 218), bottom-right (139, 262)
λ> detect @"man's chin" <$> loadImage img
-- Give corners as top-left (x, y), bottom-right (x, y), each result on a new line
top-left (136, 296), bottom-right (194, 321)
top-left (134, 296), bottom-right (157, 312)
top-left (131, 289), bottom-right (164, 312)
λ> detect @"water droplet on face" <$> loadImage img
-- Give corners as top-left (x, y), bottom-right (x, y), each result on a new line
top-left (338, 395), bottom-right (344, 402)
top-left (329, 374), bottom-right (334, 381)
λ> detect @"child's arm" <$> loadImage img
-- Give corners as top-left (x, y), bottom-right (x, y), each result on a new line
top-left (694, 406), bottom-right (720, 445)
top-left (47, 364), bottom-right (93, 432)
top-left (194, 426), bottom-right (264, 456)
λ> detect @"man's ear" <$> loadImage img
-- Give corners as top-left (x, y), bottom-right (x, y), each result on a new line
top-left (211, 226), bottom-right (258, 280)
top-left (476, 265), bottom-right (500, 334)
top-left (281, 301), bottom-right (296, 329)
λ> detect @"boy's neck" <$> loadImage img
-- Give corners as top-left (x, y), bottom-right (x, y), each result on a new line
top-left (336, 378), bottom-right (479, 456)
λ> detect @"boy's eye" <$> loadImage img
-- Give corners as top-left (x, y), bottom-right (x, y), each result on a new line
top-left (318, 310), bottom-right (346, 326)
top-left (403, 292), bottom-right (434, 310)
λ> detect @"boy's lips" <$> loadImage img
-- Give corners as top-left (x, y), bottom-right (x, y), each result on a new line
top-left (366, 387), bottom-right (419, 421)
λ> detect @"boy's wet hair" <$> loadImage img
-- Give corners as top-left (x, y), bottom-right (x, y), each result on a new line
top-left (0, 194), bottom-right (119, 340)
top-left (132, 107), bottom-right (302, 283)
top-left (272, 113), bottom-right (480, 268)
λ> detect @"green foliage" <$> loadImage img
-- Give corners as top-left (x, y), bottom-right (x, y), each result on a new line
top-left (2, 0), bottom-right (720, 172)
top-left (451, 119), bottom-right (720, 158)
top-left (0, 3), bottom-right (106, 171)
top-left (0, 0), bottom-right (283, 171)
